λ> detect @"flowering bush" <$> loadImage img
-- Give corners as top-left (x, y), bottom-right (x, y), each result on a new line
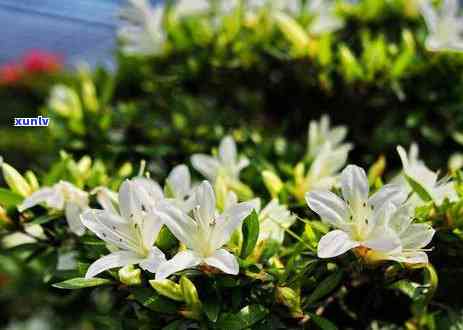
top-left (2, 0), bottom-right (463, 329)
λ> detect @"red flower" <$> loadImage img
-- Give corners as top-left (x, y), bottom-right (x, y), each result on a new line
top-left (22, 50), bottom-right (62, 74)
top-left (0, 63), bottom-right (23, 85)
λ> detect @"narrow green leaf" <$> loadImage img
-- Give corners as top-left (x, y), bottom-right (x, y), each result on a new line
top-left (404, 174), bottom-right (433, 202)
top-left (306, 270), bottom-right (343, 305)
top-left (131, 288), bottom-right (178, 314)
top-left (52, 277), bottom-right (112, 289)
top-left (27, 214), bottom-right (61, 226)
top-left (240, 210), bottom-right (259, 259)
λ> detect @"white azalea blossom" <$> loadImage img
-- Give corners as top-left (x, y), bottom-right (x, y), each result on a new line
top-left (309, 0), bottom-right (344, 35)
top-left (191, 136), bottom-right (249, 183)
top-left (118, 0), bottom-right (166, 56)
top-left (307, 165), bottom-right (408, 259)
top-left (18, 181), bottom-right (89, 236)
top-left (369, 203), bottom-right (435, 264)
top-left (154, 181), bottom-right (253, 280)
top-left (81, 180), bottom-right (166, 278)
top-left (397, 144), bottom-right (457, 206)
top-left (256, 199), bottom-right (296, 244)
top-left (419, 0), bottom-right (463, 52)
top-left (307, 115), bottom-right (350, 160)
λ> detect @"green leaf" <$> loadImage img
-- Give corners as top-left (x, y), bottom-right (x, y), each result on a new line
top-left (203, 291), bottom-right (220, 322)
top-left (215, 305), bottom-right (268, 330)
top-left (0, 188), bottom-right (23, 208)
top-left (307, 313), bottom-right (338, 330)
top-left (404, 174), bottom-right (433, 202)
top-left (52, 277), bottom-right (112, 289)
top-left (27, 214), bottom-right (61, 226)
top-left (240, 210), bottom-right (259, 259)
top-left (131, 288), bottom-right (178, 314)
top-left (306, 270), bottom-right (343, 306)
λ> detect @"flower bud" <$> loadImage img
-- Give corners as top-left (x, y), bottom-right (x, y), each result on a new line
top-left (274, 12), bottom-right (309, 56)
top-left (276, 287), bottom-right (303, 317)
top-left (24, 170), bottom-right (39, 192)
top-left (227, 180), bottom-right (254, 201)
top-left (2, 162), bottom-right (31, 197)
top-left (48, 85), bottom-right (82, 119)
top-left (262, 170), bottom-right (283, 198)
top-left (81, 79), bottom-right (99, 112)
top-left (180, 276), bottom-right (202, 319)
top-left (118, 265), bottom-right (141, 286)
top-left (149, 279), bottom-right (184, 302)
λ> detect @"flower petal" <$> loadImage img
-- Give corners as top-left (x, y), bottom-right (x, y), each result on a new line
top-left (65, 203), bottom-right (86, 236)
top-left (317, 230), bottom-right (359, 258)
top-left (194, 181), bottom-right (216, 227)
top-left (363, 227), bottom-right (401, 252)
top-left (368, 184), bottom-right (407, 210)
top-left (191, 154), bottom-right (220, 181)
top-left (388, 251), bottom-right (429, 264)
top-left (155, 202), bottom-right (198, 250)
top-left (155, 250), bottom-right (201, 280)
top-left (85, 250), bottom-right (143, 279)
top-left (166, 164), bottom-right (191, 199)
top-left (219, 136), bottom-right (237, 164)
top-left (340, 165), bottom-right (369, 204)
top-left (400, 224), bottom-right (435, 249)
top-left (93, 187), bottom-right (119, 214)
top-left (17, 187), bottom-right (61, 212)
top-left (211, 201), bottom-right (253, 250)
top-left (306, 191), bottom-right (349, 229)
top-left (204, 248), bottom-right (239, 275)
top-left (139, 247), bottom-right (166, 273)
top-left (81, 209), bottom-right (139, 251)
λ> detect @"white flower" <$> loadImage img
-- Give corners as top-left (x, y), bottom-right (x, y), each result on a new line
top-left (118, 0), bottom-right (165, 56)
top-left (397, 144), bottom-right (457, 206)
top-left (307, 165), bottom-right (407, 259)
top-left (369, 203), bottom-right (435, 264)
top-left (256, 199), bottom-right (296, 244)
top-left (191, 136), bottom-right (249, 183)
top-left (419, 0), bottom-right (463, 52)
top-left (307, 115), bottom-right (349, 159)
top-left (154, 181), bottom-right (253, 280)
top-left (81, 179), bottom-right (166, 278)
top-left (309, 0), bottom-right (344, 35)
top-left (18, 181), bottom-right (89, 236)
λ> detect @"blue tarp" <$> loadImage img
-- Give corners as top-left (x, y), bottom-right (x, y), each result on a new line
top-left (0, 0), bottom-right (160, 68)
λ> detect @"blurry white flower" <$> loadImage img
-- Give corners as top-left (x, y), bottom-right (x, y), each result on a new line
top-left (118, 0), bottom-right (165, 56)
top-left (191, 136), bottom-right (249, 183)
top-left (81, 179), bottom-right (166, 278)
top-left (307, 165), bottom-right (406, 258)
top-left (397, 144), bottom-right (457, 206)
top-left (309, 0), bottom-right (344, 35)
top-left (295, 142), bottom-right (351, 200)
top-left (307, 114), bottom-right (350, 159)
top-left (256, 199), bottom-right (296, 244)
top-left (419, 0), bottom-right (463, 51)
top-left (18, 181), bottom-right (88, 236)
top-left (154, 181), bottom-right (253, 280)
